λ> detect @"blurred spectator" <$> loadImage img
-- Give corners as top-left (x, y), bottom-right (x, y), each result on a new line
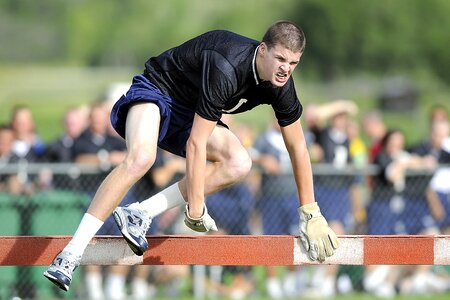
top-left (364, 129), bottom-right (443, 297)
top-left (71, 102), bottom-right (129, 300)
top-left (309, 107), bottom-right (355, 297)
top-left (303, 99), bottom-right (357, 163)
top-left (9, 106), bottom-right (46, 194)
top-left (251, 118), bottom-right (301, 299)
top-left (44, 107), bottom-right (88, 163)
top-left (347, 119), bottom-right (369, 232)
top-left (10, 105), bottom-right (46, 161)
top-left (422, 120), bottom-right (450, 233)
top-left (72, 102), bottom-right (126, 173)
top-left (362, 110), bottom-right (388, 162)
top-left (42, 106), bottom-right (88, 191)
top-left (348, 119), bottom-right (367, 169)
top-left (428, 104), bottom-right (449, 124)
top-left (0, 124), bottom-right (21, 194)
top-left (409, 119), bottom-right (450, 235)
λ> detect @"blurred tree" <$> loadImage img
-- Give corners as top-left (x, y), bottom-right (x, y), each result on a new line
top-left (291, 0), bottom-right (450, 83)
top-left (0, 0), bottom-right (449, 83)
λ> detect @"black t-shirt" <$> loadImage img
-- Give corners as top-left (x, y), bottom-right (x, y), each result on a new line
top-left (144, 30), bottom-right (302, 126)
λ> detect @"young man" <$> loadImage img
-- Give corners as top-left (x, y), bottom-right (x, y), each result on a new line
top-left (44, 21), bottom-right (339, 291)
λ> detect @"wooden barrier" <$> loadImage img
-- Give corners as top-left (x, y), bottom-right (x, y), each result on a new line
top-left (1, 235), bottom-right (449, 266)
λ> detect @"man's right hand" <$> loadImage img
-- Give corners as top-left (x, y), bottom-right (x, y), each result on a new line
top-left (298, 202), bottom-right (339, 262)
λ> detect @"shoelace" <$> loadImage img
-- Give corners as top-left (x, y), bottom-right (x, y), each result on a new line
top-left (55, 254), bottom-right (80, 272)
top-left (131, 210), bottom-right (151, 237)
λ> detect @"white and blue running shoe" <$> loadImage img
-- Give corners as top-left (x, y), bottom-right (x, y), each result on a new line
top-left (43, 251), bottom-right (81, 292)
top-left (113, 204), bottom-right (151, 256)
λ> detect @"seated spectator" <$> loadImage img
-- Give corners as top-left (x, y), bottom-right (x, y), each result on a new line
top-left (364, 129), bottom-right (446, 297)
top-left (428, 104), bottom-right (448, 124)
top-left (10, 105), bottom-right (46, 161)
top-left (303, 99), bottom-right (357, 163)
top-left (45, 106), bottom-right (88, 163)
top-left (8, 106), bottom-right (46, 194)
top-left (362, 110), bottom-right (387, 162)
top-left (423, 120), bottom-right (450, 233)
top-left (0, 125), bottom-right (21, 194)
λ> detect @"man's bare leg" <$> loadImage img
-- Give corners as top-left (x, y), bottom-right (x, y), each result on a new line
top-left (44, 103), bottom-right (161, 291)
top-left (139, 125), bottom-right (252, 218)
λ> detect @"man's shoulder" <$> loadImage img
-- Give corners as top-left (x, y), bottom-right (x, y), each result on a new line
top-left (200, 30), bottom-right (255, 41)
top-left (189, 30), bottom-right (259, 52)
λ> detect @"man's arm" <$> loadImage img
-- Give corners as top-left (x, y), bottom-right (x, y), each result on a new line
top-left (183, 113), bottom-right (218, 232)
top-left (280, 119), bottom-right (315, 205)
top-left (185, 113), bottom-right (217, 218)
top-left (280, 119), bottom-right (339, 262)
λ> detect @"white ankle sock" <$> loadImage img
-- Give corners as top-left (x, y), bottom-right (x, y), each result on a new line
top-left (64, 213), bottom-right (104, 257)
top-left (139, 182), bottom-right (186, 218)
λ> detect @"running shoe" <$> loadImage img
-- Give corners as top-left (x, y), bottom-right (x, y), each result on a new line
top-left (43, 251), bottom-right (81, 292)
top-left (113, 204), bottom-right (151, 256)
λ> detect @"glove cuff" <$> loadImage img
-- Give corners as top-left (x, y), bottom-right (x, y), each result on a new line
top-left (298, 202), bottom-right (322, 220)
top-left (185, 204), bottom-right (211, 220)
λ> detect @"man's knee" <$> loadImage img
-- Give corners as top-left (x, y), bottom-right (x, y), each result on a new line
top-left (125, 148), bottom-right (156, 178)
top-left (227, 150), bottom-right (252, 182)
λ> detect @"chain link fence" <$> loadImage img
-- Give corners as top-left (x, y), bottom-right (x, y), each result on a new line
top-left (0, 162), bottom-right (449, 299)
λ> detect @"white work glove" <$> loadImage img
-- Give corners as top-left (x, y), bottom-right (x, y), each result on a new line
top-left (298, 202), bottom-right (339, 262)
top-left (184, 204), bottom-right (218, 232)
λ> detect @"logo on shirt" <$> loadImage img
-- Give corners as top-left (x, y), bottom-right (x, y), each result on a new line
top-left (222, 98), bottom-right (248, 113)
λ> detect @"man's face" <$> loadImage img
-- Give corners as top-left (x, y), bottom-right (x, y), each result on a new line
top-left (257, 42), bottom-right (302, 87)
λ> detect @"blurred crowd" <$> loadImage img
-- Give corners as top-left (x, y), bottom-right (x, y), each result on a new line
top-left (0, 84), bottom-right (449, 299)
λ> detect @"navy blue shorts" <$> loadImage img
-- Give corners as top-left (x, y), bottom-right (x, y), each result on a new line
top-left (111, 74), bottom-right (227, 157)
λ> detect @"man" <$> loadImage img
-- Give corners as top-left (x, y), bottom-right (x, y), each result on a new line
top-left (44, 21), bottom-right (339, 292)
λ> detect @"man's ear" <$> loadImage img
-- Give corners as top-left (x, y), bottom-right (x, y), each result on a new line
top-left (259, 42), bottom-right (267, 56)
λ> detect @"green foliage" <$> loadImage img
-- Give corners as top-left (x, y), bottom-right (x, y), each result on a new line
top-left (1, 0), bottom-right (449, 83)
top-left (290, 0), bottom-right (450, 82)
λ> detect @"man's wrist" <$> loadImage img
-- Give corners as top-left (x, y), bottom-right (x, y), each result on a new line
top-left (186, 203), bottom-right (205, 219)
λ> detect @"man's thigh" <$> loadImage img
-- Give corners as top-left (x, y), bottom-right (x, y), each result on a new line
top-left (206, 124), bottom-right (247, 163)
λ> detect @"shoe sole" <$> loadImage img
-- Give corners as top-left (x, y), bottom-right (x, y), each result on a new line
top-left (113, 208), bottom-right (145, 256)
top-left (43, 271), bottom-right (69, 292)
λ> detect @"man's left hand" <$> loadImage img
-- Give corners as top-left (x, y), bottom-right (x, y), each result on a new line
top-left (184, 204), bottom-right (218, 232)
